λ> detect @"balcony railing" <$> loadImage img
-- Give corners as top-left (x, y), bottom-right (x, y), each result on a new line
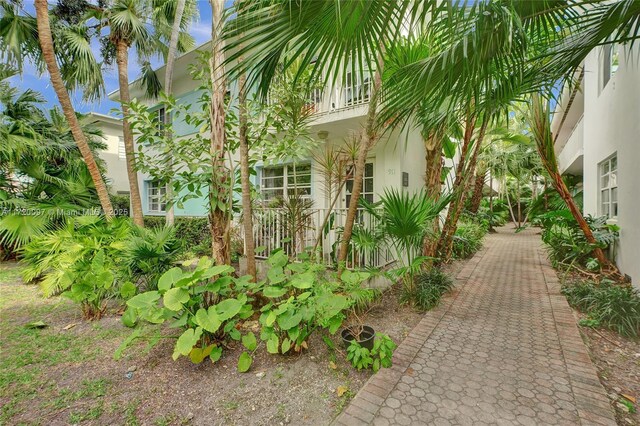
top-left (245, 207), bottom-right (393, 270)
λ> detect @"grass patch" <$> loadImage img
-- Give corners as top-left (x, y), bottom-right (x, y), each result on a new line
top-left (402, 267), bottom-right (454, 311)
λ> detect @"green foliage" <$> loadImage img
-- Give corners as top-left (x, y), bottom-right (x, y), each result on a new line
top-left (539, 210), bottom-right (618, 270)
top-left (121, 257), bottom-right (254, 365)
top-left (562, 280), bottom-right (640, 338)
top-left (144, 216), bottom-right (211, 257)
top-left (256, 251), bottom-right (351, 354)
top-left (403, 267), bottom-right (454, 311)
top-left (109, 194), bottom-right (130, 217)
top-left (346, 334), bottom-right (397, 372)
top-left (19, 216), bottom-right (180, 316)
top-left (452, 221), bottom-right (486, 259)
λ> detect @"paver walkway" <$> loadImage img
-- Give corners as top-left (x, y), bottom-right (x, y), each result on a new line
top-left (335, 228), bottom-right (616, 426)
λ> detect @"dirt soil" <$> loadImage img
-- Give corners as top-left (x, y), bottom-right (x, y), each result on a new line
top-left (1, 259), bottom-right (473, 426)
top-left (574, 311), bottom-right (640, 425)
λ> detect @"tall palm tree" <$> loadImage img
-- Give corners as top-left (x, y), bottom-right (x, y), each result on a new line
top-left (158, 0), bottom-right (188, 226)
top-left (33, 0), bottom-right (114, 219)
top-left (99, 0), bottom-right (154, 227)
top-left (529, 94), bottom-right (618, 274)
top-left (209, 0), bottom-right (230, 265)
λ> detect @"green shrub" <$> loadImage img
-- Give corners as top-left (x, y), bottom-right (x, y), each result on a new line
top-left (403, 267), bottom-right (453, 311)
top-left (347, 333), bottom-right (397, 372)
top-left (109, 194), bottom-right (130, 217)
top-left (20, 216), bottom-right (134, 318)
top-left (452, 221), bottom-right (486, 259)
top-left (255, 250), bottom-right (354, 354)
top-left (20, 216), bottom-right (180, 316)
top-left (119, 257), bottom-right (256, 368)
top-left (562, 280), bottom-right (640, 338)
top-left (539, 210), bottom-right (617, 270)
top-left (145, 216), bottom-right (212, 258)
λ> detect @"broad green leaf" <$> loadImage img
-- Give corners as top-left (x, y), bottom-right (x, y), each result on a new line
top-left (195, 308), bottom-right (222, 333)
top-left (281, 338), bottom-right (291, 354)
top-left (121, 307), bottom-right (137, 327)
top-left (202, 264), bottom-right (234, 279)
top-left (172, 327), bottom-right (203, 360)
top-left (237, 352), bottom-right (252, 372)
top-left (265, 310), bottom-right (277, 326)
top-left (210, 346), bottom-right (222, 363)
top-left (120, 282), bottom-right (137, 299)
top-left (277, 309), bottom-right (303, 330)
top-left (215, 298), bottom-right (244, 321)
top-left (158, 267), bottom-right (183, 292)
top-left (189, 344), bottom-right (214, 364)
top-left (242, 332), bottom-right (257, 351)
top-left (263, 286), bottom-right (287, 298)
top-left (267, 250), bottom-right (288, 268)
top-left (266, 335), bottom-right (279, 354)
top-left (267, 266), bottom-right (286, 284)
top-left (127, 291), bottom-right (160, 309)
top-left (290, 271), bottom-right (313, 289)
top-left (163, 288), bottom-right (190, 311)
top-left (98, 270), bottom-right (114, 289)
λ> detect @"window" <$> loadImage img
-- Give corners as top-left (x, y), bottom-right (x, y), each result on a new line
top-left (599, 155), bottom-right (618, 219)
top-left (602, 43), bottom-right (619, 89)
top-left (153, 107), bottom-right (166, 134)
top-left (346, 162), bottom-right (374, 207)
top-left (343, 70), bottom-right (371, 107)
top-left (147, 181), bottom-right (167, 212)
top-left (117, 136), bottom-right (126, 160)
top-left (260, 163), bottom-right (311, 201)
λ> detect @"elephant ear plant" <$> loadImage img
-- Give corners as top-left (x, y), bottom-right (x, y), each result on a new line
top-left (117, 257), bottom-right (256, 370)
top-left (256, 250), bottom-right (352, 354)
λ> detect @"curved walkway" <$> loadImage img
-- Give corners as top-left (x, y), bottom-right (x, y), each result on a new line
top-left (335, 228), bottom-right (616, 426)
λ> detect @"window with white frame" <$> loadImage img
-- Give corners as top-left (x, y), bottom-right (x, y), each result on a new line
top-left (602, 43), bottom-right (619, 89)
top-left (260, 163), bottom-right (311, 201)
top-left (117, 136), bottom-right (126, 160)
top-left (153, 107), bottom-right (166, 134)
top-left (599, 155), bottom-right (618, 219)
top-left (147, 181), bottom-right (167, 212)
top-left (346, 162), bottom-right (374, 207)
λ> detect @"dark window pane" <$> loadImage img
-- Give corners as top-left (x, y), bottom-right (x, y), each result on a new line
top-left (365, 163), bottom-right (373, 177)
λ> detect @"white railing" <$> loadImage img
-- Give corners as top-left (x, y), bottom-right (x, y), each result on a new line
top-left (247, 207), bottom-right (393, 270)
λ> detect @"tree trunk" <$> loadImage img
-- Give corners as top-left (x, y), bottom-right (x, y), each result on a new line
top-left (238, 72), bottom-right (256, 280)
top-left (422, 133), bottom-right (443, 257)
top-left (115, 39), bottom-right (144, 227)
top-left (35, 0), bottom-right (114, 220)
top-left (208, 0), bottom-right (230, 266)
top-left (438, 117), bottom-right (488, 261)
top-left (469, 170), bottom-right (485, 214)
top-left (337, 60), bottom-right (383, 277)
top-left (163, 0), bottom-right (186, 226)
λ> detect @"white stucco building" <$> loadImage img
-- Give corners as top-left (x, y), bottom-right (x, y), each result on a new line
top-left (552, 43), bottom-right (640, 287)
top-left (83, 113), bottom-right (129, 195)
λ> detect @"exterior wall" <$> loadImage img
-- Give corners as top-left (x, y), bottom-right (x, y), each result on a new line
top-left (581, 45), bottom-right (640, 286)
top-left (86, 115), bottom-right (129, 194)
top-left (554, 45), bottom-right (640, 286)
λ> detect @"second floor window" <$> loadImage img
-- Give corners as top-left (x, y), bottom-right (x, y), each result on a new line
top-left (148, 181), bottom-right (167, 213)
top-left (261, 163), bottom-right (311, 202)
top-left (602, 43), bottom-right (619, 90)
top-left (154, 107), bottom-right (166, 134)
top-left (117, 136), bottom-right (126, 160)
top-left (599, 154), bottom-right (618, 219)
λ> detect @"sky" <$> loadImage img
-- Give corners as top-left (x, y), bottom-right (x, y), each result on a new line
top-left (8, 1), bottom-right (216, 117)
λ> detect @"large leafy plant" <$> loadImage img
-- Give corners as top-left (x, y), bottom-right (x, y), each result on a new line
top-left (122, 257), bottom-right (255, 367)
top-left (256, 251), bottom-right (352, 354)
top-left (347, 333), bottom-right (397, 372)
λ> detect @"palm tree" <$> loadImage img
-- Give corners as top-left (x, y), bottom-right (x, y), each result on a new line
top-left (33, 0), bottom-right (114, 219)
top-left (528, 94), bottom-right (618, 275)
top-left (158, 0), bottom-right (188, 226)
top-left (209, 0), bottom-right (230, 265)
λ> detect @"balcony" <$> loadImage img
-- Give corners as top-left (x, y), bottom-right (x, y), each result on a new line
top-left (557, 115), bottom-right (584, 175)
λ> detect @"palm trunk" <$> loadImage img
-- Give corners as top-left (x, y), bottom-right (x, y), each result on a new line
top-left (422, 133), bottom-right (443, 257)
top-left (504, 184), bottom-right (518, 226)
top-left (115, 39), bottom-right (144, 227)
top-left (438, 117), bottom-right (488, 260)
top-left (337, 60), bottom-right (383, 277)
top-left (469, 170), bottom-right (485, 214)
top-left (208, 0), bottom-right (230, 266)
top-left (163, 0), bottom-right (186, 226)
top-left (35, 0), bottom-right (114, 220)
top-left (238, 72), bottom-right (256, 280)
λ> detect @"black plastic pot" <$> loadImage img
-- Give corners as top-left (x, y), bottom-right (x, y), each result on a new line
top-left (341, 325), bottom-right (375, 350)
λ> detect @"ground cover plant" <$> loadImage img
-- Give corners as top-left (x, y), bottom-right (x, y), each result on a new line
top-left (402, 267), bottom-right (454, 311)
top-left (451, 221), bottom-right (486, 259)
top-left (562, 280), bottom-right (640, 338)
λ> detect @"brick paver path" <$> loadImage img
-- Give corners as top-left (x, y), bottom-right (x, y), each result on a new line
top-left (335, 228), bottom-right (616, 426)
